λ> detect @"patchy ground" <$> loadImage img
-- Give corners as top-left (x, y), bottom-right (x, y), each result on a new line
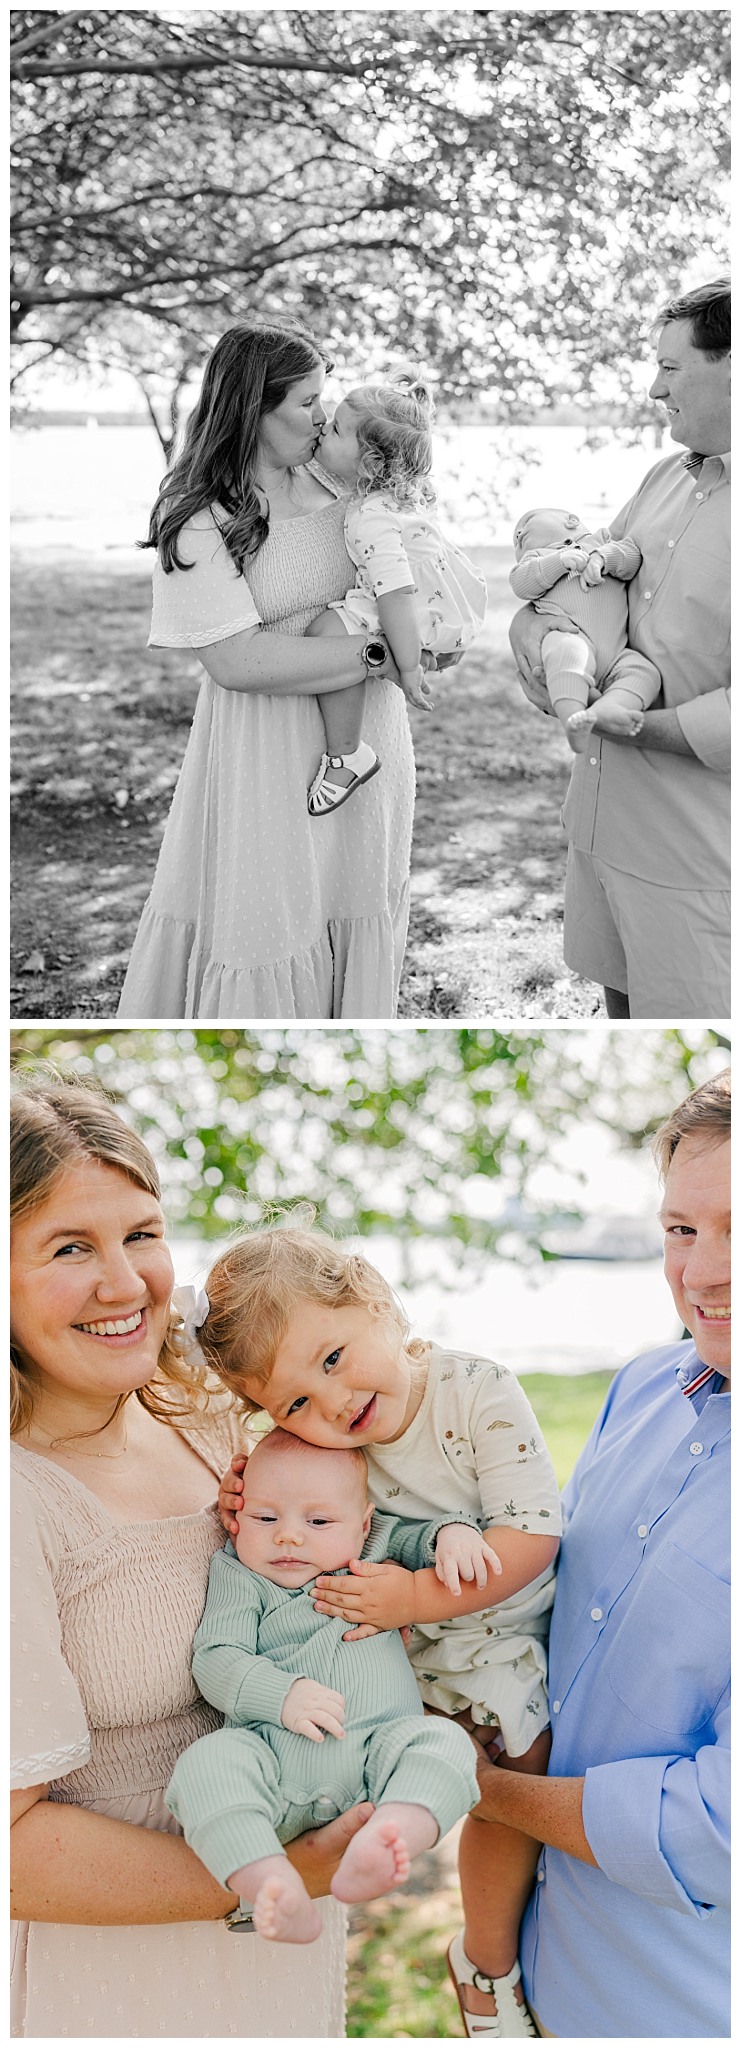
top-left (11, 543), bottom-right (603, 1019)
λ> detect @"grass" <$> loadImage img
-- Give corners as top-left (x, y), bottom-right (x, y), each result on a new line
top-left (11, 543), bottom-right (603, 1019)
top-left (346, 1368), bottom-right (613, 2037)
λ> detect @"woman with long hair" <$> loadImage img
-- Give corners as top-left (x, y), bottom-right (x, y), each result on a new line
top-left (117, 320), bottom-right (416, 1018)
top-left (10, 1072), bottom-right (358, 2037)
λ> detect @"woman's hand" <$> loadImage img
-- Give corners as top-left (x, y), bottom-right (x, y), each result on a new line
top-left (434, 1524), bottom-right (503, 1596)
top-left (287, 1802), bottom-right (375, 1898)
top-left (313, 1558), bottom-right (417, 1637)
top-left (218, 1454), bottom-right (247, 1537)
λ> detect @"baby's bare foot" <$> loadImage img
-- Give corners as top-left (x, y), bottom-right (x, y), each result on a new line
top-left (569, 703), bottom-right (644, 738)
top-left (331, 1815), bottom-right (411, 1904)
top-left (253, 1870), bottom-right (323, 1944)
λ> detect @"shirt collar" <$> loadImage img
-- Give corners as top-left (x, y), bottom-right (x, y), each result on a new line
top-left (683, 449), bottom-right (731, 480)
top-left (675, 1347), bottom-right (727, 1410)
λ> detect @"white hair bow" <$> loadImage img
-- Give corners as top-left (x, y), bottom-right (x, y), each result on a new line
top-left (173, 1282), bottom-right (211, 1360)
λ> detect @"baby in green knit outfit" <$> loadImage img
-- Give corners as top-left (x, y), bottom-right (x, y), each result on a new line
top-left (167, 1430), bottom-right (480, 1943)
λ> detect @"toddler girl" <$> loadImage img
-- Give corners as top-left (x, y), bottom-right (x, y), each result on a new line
top-left (193, 1222), bottom-right (561, 2037)
top-left (304, 379), bottom-right (487, 814)
top-left (510, 505), bottom-right (661, 753)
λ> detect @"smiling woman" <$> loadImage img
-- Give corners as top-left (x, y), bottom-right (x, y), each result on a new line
top-left (117, 319), bottom-right (417, 1022)
top-left (9, 1073), bottom-right (351, 2040)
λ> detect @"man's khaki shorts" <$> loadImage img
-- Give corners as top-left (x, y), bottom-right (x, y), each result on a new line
top-left (563, 846), bottom-right (731, 1018)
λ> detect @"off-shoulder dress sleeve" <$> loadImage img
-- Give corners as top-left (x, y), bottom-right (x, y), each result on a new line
top-left (11, 1467), bottom-right (91, 1789)
top-left (148, 511), bottom-right (262, 649)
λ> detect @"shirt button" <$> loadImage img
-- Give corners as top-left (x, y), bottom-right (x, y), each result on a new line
top-left (536, 1870), bottom-right (545, 1883)
top-left (637, 1524), bottom-right (648, 1539)
top-left (552, 1700), bottom-right (561, 1714)
top-left (590, 1607), bottom-right (603, 1621)
top-left (695, 490), bottom-right (704, 500)
top-left (667, 539), bottom-right (675, 547)
top-left (689, 1441), bottom-right (704, 1456)
top-left (642, 590), bottom-right (652, 599)
top-left (589, 756), bottom-right (598, 766)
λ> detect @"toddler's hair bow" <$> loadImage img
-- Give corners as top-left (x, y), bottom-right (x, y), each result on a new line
top-left (173, 1282), bottom-right (211, 1360)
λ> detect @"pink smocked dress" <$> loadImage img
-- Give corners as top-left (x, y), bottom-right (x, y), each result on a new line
top-left (117, 469), bottom-right (415, 1019)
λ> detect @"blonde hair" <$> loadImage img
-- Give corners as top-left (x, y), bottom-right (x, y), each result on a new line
top-left (10, 1070), bottom-right (213, 1436)
top-left (652, 1066), bottom-right (731, 1181)
top-left (344, 378), bottom-right (435, 506)
top-left (199, 1217), bottom-right (423, 1416)
top-left (245, 1426), bottom-right (369, 1496)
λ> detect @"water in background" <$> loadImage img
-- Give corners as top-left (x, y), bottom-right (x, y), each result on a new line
top-left (10, 420), bottom-right (665, 552)
top-left (171, 1233), bottom-right (675, 1377)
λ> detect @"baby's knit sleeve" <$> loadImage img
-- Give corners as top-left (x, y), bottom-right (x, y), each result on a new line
top-left (510, 550), bottom-right (568, 599)
top-left (466, 1363), bottom-right (563, 1536)
top-left (11, 1468), bottom-right (91, 1790)
top-left (346, 496), bottom-right (416, 596)
top-left (149, 514), bottom-right (262, 647)
top-left (192, 1548), bottom-right (293, 1726)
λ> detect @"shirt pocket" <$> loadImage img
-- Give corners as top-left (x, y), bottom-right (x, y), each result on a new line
top-left (607, 1541), bottom-right (729, 1738)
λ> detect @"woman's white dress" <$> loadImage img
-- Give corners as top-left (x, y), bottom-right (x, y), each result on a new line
top-left (118, 472), bottom-right (415, 1019)
top-left (10, 1412), bottom-right (346, 2039)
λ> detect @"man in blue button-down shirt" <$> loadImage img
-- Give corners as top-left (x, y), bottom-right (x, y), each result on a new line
top-left (469, 1069), bottom-right (730, 2038)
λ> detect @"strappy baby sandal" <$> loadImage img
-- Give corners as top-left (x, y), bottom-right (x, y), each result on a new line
top-left (307, 743), bottom-right (381, 816)
top-left (447, 1931), bottom-right (537, 2038)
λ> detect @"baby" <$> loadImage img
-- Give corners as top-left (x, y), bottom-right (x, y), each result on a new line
top-left (303, 378), bottom-right (487, 815)
top-left (167, 1430), bottom-right (480, 1944)
top-left (510, 506), bottom-right (661, 752)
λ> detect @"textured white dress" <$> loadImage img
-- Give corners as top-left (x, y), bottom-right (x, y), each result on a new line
top-left (10, 1411), bottom-right (345, 2040)
top-left (117, 469), bottom-right (415, 1019)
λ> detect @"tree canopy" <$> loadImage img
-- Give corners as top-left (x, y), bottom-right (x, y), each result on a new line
top-left (11, 8), bottom-right (729, 440)
top-left (10, 1026), bottom-right (728, 1259)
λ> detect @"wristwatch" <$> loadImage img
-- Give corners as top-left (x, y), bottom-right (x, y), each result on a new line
top-left (225, 1902), bottom-right (256, 1932)
top-left (361, 638), bottom-right (388, 672)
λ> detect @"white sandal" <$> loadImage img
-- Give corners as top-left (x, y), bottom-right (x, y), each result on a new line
top-left (307, 743), bottom-right (381, 816)
top-left (447, 1931), bottom-right (537, 2038)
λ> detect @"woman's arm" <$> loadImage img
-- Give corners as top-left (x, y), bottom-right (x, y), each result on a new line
top-left (10, 1784), bottom-right (372, 1924)
top-left (196, 625), bottom-right (399, 697)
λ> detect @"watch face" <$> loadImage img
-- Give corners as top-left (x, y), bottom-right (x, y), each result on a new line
top-left (365, 640), bottom-right (387, 667)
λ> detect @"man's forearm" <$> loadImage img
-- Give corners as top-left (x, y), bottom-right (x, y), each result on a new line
top-left (474, 1758), bottom-right (598, 1867)
top-left (604, 708), bottom-right (694, 756)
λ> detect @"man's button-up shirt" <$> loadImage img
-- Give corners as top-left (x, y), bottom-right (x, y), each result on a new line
top-left (520, 1341), bottom-right (730, 2038)
top-left (562, 452), bottom-right (730, 887)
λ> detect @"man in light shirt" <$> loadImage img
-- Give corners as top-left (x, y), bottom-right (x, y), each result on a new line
top-left (468, 1068), bottom-right (730, 2038)
top-left (510, 281), bottom-right (730, 1019)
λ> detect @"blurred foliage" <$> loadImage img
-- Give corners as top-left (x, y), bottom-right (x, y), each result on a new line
top-left (10, 1027), bottom-right (728, 1261)
top-left (11, 8), bottom-right (729, 446)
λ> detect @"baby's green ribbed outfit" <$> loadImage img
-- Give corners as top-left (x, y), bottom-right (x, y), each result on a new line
top-left (166, 1510), bottom-right (478, 1886)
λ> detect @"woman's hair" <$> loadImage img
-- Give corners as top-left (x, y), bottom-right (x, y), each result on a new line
top-left (344, 377), bottom-right (435, 505)
top-left (198, 1218), bottom-right (422, 1416)
top-left (652, 1066), bottom-right (731, 1180)
top-left (10, 1070), bottom-right (212, 1436)
top-left (141, 320), bottom-right (330, 576)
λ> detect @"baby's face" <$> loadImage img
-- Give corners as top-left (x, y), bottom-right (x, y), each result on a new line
top-left (235, 1446), bottom-right (373, 1587)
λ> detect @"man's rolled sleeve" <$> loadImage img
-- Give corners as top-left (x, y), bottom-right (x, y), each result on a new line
top-left (674, 688), bottom-right (731, 770)
top-left (583, 1697), bottom-right (729, 1919)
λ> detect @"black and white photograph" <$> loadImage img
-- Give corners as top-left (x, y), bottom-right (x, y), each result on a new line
top-left (10, 6), bottom-right (730, 1021)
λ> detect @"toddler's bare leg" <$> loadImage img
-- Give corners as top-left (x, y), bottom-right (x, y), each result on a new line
top-left (330, 1800), bottom-right (438, 1904)
top-left (542, 630), bottom-right (596, 754)
top-left (456, 1728), bottom-right (551, 2020)
top-left (228, 1852), bottom-right (322, 1944)
top-left (305, 608), bottom-right (367, 765)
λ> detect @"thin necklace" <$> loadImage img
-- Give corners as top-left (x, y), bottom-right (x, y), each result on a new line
top-left (28, 1419), bottom-right (129, 1461)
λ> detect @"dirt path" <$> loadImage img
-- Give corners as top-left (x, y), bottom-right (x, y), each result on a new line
top-left (11, 544), bottom-right (603, 1020)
